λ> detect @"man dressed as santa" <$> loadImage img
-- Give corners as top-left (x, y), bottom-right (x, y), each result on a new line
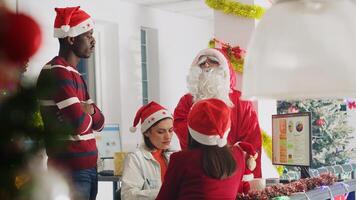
top-left (174, 48), bottom-right (262, 178)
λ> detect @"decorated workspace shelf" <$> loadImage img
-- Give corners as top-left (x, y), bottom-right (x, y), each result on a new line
top-left (290, 179), bottom-right (356, 200)
top-left (237, 174), bottom-right (353, 200)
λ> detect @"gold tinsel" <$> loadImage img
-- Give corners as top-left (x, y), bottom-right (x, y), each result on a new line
top-left (205, 0), bottom-right (265, 19)
top-left (262, 130), bottom-right (284, 175)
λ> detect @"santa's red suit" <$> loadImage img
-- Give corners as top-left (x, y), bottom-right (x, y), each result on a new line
top-left (173, 48), bottom-right (262, 178)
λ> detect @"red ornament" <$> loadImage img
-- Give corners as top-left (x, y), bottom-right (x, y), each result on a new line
top-left (288, 106), bottom-right (299, 113)
top-left (231, 46), bottom-right (246, 59)
top-left (210, 38), bottom-right (245, 62)
top-left (315, 118), bottom-right (325, 126)
top-left (347, 101), bottom-right (356, 110)
top-left (0, 10), bottom-right (42, 64)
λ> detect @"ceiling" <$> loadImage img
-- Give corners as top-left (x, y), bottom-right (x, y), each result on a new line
top-left (126, 0), bottom-right (214, 20)
top-left (126, 0), bottom-right (272, 21)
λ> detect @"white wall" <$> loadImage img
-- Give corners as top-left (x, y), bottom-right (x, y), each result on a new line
top-left (18, 0), bottom-right (213, 152)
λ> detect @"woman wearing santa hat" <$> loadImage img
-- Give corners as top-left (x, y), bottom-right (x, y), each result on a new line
top-left (121, 101), bottom-right (174, 200)
top-left (156, 98), bottom-right (247, 200)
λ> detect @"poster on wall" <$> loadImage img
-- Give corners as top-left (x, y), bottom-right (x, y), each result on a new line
top-left (272, 113), bottom-right (311, 166)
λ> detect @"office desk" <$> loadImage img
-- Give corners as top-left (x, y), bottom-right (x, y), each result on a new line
top-left (98, 175), bottom-right (121, 200)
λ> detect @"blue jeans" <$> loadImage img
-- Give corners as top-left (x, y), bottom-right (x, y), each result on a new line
top-left (71, 168), bottom-right (98, 200)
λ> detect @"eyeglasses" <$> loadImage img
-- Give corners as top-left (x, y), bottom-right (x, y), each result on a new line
top-left (197, 56), bottom-right (220, 68)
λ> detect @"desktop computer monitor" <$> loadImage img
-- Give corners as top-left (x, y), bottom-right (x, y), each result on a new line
top-left (272, 112), bottom-right (312, 168)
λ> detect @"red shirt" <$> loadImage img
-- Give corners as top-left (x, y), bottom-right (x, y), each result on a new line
top-left (37, 56), bottom-right (105, 170)
top-left (156, 146), bottom-right (245, 200)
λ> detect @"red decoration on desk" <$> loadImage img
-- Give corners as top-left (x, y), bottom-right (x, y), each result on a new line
top-left (236, 173), bottom-right (337, 200)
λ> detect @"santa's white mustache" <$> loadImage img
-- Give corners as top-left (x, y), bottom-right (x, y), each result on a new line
top-left (187, 66), bottom-right (232, 106)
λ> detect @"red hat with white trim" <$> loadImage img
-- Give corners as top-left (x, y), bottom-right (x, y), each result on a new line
top-left (187, 98), bottom-right (231, 147)
top-left (130, 101), bottom-right (172, 133)
top-left (237, 141), bottom-right (258, 172)
top-left (54, 6), bottom-right (94, 38)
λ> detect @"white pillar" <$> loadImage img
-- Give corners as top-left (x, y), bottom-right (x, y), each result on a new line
top-left (213, 0), bottom-right (279, 178)
top-left (213, 0), bottom-right (256, 92)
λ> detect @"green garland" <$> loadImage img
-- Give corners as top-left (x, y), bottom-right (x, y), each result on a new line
top-left (262, 130), bottom-right (285, 175)
top-left (230, 53), bottom-right (244, 74)
top-left (205, 0), bottom-right (265, 19)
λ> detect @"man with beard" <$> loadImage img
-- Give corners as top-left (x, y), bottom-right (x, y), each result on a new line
top-left (37, 6), bottom-right (104, 200)
top-left (174, 48), bottom-right (262, 178)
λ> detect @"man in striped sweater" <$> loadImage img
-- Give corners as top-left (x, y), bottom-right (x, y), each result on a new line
top-left (36, 6), bottom-right (104, 200)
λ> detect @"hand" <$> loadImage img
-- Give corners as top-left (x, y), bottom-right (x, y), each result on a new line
top-left (80, 102), bottom-right (94, 115)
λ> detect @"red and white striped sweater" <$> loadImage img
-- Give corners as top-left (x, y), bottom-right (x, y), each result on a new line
top-left (37, 56), bottom-right (104, 170)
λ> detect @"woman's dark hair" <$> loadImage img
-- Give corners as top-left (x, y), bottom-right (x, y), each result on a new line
top-left (143, 117), bottom-right (171, 150)
top-left (188, 134), bottom-right (236, 179)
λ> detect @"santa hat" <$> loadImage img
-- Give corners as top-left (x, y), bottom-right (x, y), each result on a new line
top-left (130, 101), bottom-right (172, 133)
top-left (237, 142), bottom-right (258, 172)
top-left (191, 48), bottom-right (236, 90)
top-left (187, 98), bottom-right (231, 147)
top-left (53, 6), bottom-right (94, 38)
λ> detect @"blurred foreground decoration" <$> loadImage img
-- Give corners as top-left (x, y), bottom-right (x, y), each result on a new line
top-left (242, 0), bottom-right (356, 100)
top-left (0, 3), bottom-right (42, 100)
top-left (0, 83), bottom-right (74, 200)
top-left (0, 4), bottom-right (73, 200)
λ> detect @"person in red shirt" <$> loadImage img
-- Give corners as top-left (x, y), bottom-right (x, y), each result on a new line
top-left (37, 6), bottom-right (104, 200)
top-left (173, 48), bottom-right (262, 178)
top-left (156, 98), bottom-right (246, 200)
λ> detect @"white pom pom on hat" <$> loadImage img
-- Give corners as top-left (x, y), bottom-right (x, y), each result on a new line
top-left (247, 156), bottom-right (257, 171)
top-left (217, 138), bottom-right (227, 147)
top-left (236, 141), bottom-right (258, 171)
top-left (129, 126), bottom-right (137, 133)
top-left (61, 25), bottom-right (70, 32)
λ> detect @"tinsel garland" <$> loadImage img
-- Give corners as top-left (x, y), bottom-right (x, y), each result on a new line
top-left (236, 173), bottom-right (337, 200)
top-left (262, 130), bottom-right (284, 175)
top-left (205, 0), bottom-right (265, 19)
top-left (209, 38), bottom-right (245, 73)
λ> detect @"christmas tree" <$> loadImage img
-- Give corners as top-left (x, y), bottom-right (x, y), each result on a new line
top-left (277, 99), bottom-right (354, 168)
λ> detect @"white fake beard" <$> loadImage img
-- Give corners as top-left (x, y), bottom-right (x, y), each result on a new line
top-left (187, 66), bottom-right (232, 106)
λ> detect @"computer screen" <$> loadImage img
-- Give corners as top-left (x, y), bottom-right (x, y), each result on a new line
top-left (272, 112), bottom-right (311, 167)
